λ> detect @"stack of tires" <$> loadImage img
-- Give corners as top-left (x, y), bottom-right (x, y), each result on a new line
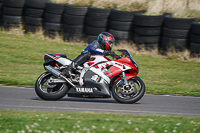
top-left (190, 22), bottom-right (200, 56)
top-left (63, 4), bottom-right (88, 41)
top-left (85, 7), bottom-right (110, 44)
top-left (160, 15), bottom-right (195, 52)
top-left (133, 14), bottom-right (164, 50)
top-left (3, 0), bottom-right (25, 30)
top-left (44, 1), bottom-right (65, 38)
top-left (0, 0), bottom-right (3, 28)
top-left (109, 9), bottom-right (144, 44)
top-left (24, 0), bottom-right (46, 33)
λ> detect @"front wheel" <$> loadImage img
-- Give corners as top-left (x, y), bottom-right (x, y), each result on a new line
top-left (35, 72), bottom-right (68, 100)
top-left (112, 77), bottom-right (145, 104)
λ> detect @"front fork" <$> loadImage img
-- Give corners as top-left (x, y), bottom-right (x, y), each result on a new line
top-left (122, 72), bottom-right (130, 89)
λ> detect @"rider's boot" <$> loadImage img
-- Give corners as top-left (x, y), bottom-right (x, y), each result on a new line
top-left (62, 50), bottom-right (91, 77)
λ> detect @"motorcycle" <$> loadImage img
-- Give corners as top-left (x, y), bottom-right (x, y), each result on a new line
top-left (35, 49), bottom-right (145, 104)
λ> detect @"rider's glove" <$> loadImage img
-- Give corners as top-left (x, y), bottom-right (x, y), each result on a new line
top-left (104, 51), bottom-right (116, 57)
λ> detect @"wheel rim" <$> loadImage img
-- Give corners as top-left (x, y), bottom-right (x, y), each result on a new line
top-left (114, 79), bottom-right (141, 99)
top-left (39, 75), bottom-right (64, 94)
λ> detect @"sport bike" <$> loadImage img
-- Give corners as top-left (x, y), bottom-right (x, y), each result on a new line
top-left (35, 49), bottom-right (145, 104)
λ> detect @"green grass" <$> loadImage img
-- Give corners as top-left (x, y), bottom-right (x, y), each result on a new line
top-left (0, 110), bottom-right (199, 133)
top-left (0, 30), bottom-right (200, 96)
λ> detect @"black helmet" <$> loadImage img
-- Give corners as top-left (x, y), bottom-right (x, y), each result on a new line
top-left (98, 32), bottom-right (115, 51)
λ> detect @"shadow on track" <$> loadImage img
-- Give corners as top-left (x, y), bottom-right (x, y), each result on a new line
top-left (32, 97), bottom-right (141, 104)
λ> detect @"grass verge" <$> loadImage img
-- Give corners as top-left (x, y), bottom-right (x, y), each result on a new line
top-left (0, 110), bottom-right (200, 133)
top-left (0, 30), bottom-right (200, 96)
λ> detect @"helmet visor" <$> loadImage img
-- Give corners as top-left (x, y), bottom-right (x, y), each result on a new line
top-left (108, 39), bottom-right (115, 49)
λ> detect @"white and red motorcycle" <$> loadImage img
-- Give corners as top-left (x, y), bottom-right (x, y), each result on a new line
top-left (35, 49), bottom-right (145, 104)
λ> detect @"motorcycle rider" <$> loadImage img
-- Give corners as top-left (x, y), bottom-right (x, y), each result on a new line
top-left (62, 32), bottom-right (117, 77)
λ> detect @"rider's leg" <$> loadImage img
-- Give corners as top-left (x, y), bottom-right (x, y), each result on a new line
top-left (62, 50), bottom-right (91, 77)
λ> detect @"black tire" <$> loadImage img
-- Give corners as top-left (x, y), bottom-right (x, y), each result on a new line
top-left (160, 37), bottom-right (188, 51)
top-left (3, 6), bottom-right (24, 16)
top-left (25, 7), bottom-right (44, 18)
top-left (191, 22), bottom-right (200, 35)
top-left (112, 77), bottom-right (145, 104)
top-left (190, 34), bottom-right (200, 44)
top-left (35, 72), bottom-right (68, 100)
top-left (64, 4), bottom-right (88, 16)
top-left (44, 30), bottom-right (61, 39)
top-left (133, 25), bottom-right (161, 36)
top-left (63, 24), bottom-right (84, 34)
top-left (109, 20), bottom-right (133, 31)
top-left (3, 22), bottom-right (20, 30)
top-left (190, 43), bottom-right (200, 53)
top-left (0, 3), bottom-right (4, 11)
top-left (25, 0), bottom-right (47, 9)
top-left (44, 13), bottom-right (63, 23)
top-left (133, 34), bottom-right (160, 44)
top-left (162, 27), bottom-right (189, 39)
top-left (0, 11), bottom-right (2, 19)
top-left (133, 14), bottom-right (164, 26)
top-left (46, 1), bottom-right (65, 14)
top-left (86, 16), bottom-right (108, 28)
top-left (109, 29), bottom-right (132, 40)
top-left (4, 0), bottom-right (25, 8)
top-left (136, 43), bottom-right (158, 51)
top-left (0, 0), bottom-right (4, 3)
top-left (164, 15), bottom-right (195, 30)
top-left (25, 16), bottom-right (43, 26)
top-left (87, 7), bottom-right (110, 19)
top-left (24, 24), bottom-right (41, 33)
top-left (86, 35), bottom-right (97, 44)
top-left (85, 25), bottom-right (107, 36)
top-left (63, 32), bottom-right (84, 41)
top-left (110, 9), bottom-right (145, 22)
top-left (63, 14), bottom-right (85, 25)
top-left (3, 15), bottom-right (22, 23)
top-left (44, 22), bottom-right (62, 31)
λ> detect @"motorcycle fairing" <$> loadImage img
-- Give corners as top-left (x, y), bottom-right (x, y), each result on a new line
top-left (83, 55), bottom-right (111, 68)
top-left (67, 70), bottom-right (111, 98)
top-left (44, 54), bottom-right (72, 66)
top-left (88, 59), bottom-right (131, 84)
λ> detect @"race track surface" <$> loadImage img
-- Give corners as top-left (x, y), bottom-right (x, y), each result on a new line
top-left (0, 86), bottom-right (199, 116)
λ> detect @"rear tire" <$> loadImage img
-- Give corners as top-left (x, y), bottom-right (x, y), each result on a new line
top-left (35, 72), bottom-right (68, 100)
top-left (112, 77), bottom-right (145, 104)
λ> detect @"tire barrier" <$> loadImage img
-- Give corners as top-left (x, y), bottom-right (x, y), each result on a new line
top-left (0, 0), bottom-right (199, 56)
top-left (190, 22), bottom-right (200, 55)
top-left (160, 15), bottom-right (195, 52)
top-left (0, 1), bottom-right (3, 27)
top-left (44, 1), bottom-right (64, 38)
top-left (63, 4), bottom-right (88, 41)
top-left (24, 0), bottom-right (46, 33)
top-left (133, 14), bottom-right (164, 50)
top-left (2, 0), bottom-right (25, 30)
top-left (109, 9), bottom-right (145, 43)
top-left (86, 7), bottom-right (110, 43)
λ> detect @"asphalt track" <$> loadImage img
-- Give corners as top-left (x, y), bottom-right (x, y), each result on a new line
top-left (0, 86), bottom-right (200, 116)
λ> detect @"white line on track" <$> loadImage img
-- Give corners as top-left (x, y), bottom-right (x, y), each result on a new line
top-left (1, 104), bottom-right (200, 116)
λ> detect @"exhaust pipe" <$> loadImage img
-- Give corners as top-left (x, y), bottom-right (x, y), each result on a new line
top-left (45, 65), bottom-right (76, 88)
top-left (45, 65), bottom-right (61, 77)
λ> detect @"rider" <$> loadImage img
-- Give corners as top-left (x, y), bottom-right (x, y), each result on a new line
top-left (62, 32), bottom-right (117, 77)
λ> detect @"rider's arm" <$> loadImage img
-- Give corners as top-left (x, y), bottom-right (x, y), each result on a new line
top-left (84, 41), bottom-right (104, 55)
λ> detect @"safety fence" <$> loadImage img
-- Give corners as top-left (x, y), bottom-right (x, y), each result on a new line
top-left (0, 0), bottom-right (200, 55)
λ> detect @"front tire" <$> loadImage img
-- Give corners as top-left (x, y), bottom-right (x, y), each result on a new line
top-left (112, 77), bottom-right (145, 104)
top-left (35, 72), bottom-right (68, 100)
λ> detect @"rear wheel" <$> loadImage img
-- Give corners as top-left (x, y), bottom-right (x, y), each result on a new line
top-left (35, 72), bottom-right (68, 100)
top-left (112, 77), bottom-right (145, 104)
